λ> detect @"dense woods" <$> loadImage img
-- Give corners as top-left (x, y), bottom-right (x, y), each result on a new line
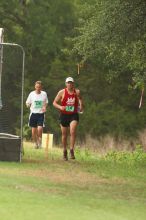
top-left (1, 0), bottom-right (146, 145)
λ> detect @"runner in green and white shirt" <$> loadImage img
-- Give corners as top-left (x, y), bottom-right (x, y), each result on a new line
top-left (26, 81), bottom-right (48, 148)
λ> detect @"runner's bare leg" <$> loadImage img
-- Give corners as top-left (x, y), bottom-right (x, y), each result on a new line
top-left (70, 120), bottom-right (78, 149)
top-left (37, 126), bottom-right (43, 146)
top-left (60, 125), bottom-right (68, 150)
top-left (32, 127), bottom-right (37, 144)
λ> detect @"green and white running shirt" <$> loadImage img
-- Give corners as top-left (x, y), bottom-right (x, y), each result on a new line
top-left (26, 91), bottom-right (48, 113)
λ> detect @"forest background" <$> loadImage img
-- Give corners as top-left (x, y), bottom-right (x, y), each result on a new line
top-left (1, 0), bottom-right (146, 150)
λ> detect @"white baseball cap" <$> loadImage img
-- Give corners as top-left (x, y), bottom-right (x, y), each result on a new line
top-left (65, 77), bottom-right (74, 83)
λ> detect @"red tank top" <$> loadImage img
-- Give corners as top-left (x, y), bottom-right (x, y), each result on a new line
top-left (61, 88), bottom-right (79, 114)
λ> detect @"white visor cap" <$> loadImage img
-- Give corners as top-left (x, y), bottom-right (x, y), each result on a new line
top-left (65, 77), bottom-right (74, 83)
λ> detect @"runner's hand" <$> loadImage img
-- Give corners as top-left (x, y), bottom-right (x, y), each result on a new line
top-left (79, 106), bottom-right (83, 113)
top-left (42, 106), bottom-right (46, 112)
top-left (60, 106), bottom-right (66, 111)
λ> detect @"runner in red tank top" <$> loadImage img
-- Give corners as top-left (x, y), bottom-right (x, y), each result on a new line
top-left (61, 88), bottom-right (78, 114)
top-left (53, 77), bottom-right (83, 160)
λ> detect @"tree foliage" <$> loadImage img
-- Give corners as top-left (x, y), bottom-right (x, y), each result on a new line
top-left (1, 0), bottom-right (146, 143)
top-left (73, 0), bottom-right (146, 86)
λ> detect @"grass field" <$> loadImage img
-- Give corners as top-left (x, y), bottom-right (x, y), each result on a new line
top-left (0, 142), bottom-right (146, 220)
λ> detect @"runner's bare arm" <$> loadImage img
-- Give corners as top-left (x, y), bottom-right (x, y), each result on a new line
top-left (26, 99), bottom-right (31, 108)
top-left (76, 89), bottom-right (84, 112)
top-left (26, 103), bottom-right (31, 108)
top-left (42, 101), bottom-right (48, 112)
top-left (53, 90), bottom-right (65, 111)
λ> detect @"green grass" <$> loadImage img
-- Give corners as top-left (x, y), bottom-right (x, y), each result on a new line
top-left (0, 142), bottom-right (146, 220)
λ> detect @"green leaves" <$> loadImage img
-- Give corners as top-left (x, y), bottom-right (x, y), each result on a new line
top-left (72, 0), bottom-right (146, 85)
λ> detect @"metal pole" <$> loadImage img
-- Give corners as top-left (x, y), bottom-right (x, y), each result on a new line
top-left (0, 28), bottom-right (4, 110)
top-left (0, 42), bottom-right (25, 161)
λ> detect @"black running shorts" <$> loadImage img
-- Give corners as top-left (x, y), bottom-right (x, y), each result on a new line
top-left (59, 113), bottom-right (79, 127)
top-left (29, 113), bottom-right (44, 127)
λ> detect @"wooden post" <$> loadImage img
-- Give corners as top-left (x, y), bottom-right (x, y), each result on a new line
top-left (42, 133), bottom-right (53, 159)
top-left (45, 133), bottom-right (49, 160)
top-left (77, 63), bottom-right (80, 75)
top-left (139, 88), bottom-right (144, 109)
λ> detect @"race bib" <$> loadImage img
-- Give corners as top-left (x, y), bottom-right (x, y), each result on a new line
top-left (34, 100), bottom-right (43, 109)
top-left (66, 106), bottom-right (74, 112)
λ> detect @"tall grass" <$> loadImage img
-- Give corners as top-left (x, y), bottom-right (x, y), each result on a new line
top-left (77, 131), bottom-right (146, 154)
